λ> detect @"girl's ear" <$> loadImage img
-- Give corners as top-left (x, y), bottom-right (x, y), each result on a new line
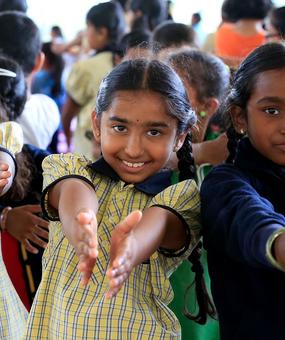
top-left (173, 131), bottom-right (189, 152)
top-left (230, 105), bottom-right (247, 134)
top-left (32, 52), bottom-right (45, 74)
top-left (92, 111), bottom-right (101, 144)
top-left (204, 97), bottom-right (219, 118)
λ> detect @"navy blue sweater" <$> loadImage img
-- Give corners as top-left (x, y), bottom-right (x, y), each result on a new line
top-left (201, 137), bottom-right (285, 340)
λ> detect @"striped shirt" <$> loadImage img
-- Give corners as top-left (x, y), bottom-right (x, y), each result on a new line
top-left (0, 235), bottom-right (27, 339)
top-left (25, 153), bottom-right (201, 339)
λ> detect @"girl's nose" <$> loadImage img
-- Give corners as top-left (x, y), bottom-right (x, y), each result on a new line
top-left (125, 134), bottom-right (144, 158)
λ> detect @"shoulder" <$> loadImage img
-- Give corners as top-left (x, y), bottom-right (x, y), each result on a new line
top-left (42, 153), bottom-right (92, 172)
top-left (150, 179), bottom-right (200, 211)
top-left (25, 94), bottom-right (59, 114)
top-left (71, 52), bottom-right (113, 72)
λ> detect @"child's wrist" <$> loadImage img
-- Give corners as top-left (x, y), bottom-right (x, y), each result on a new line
top-left (267, 228), bottom-right (285, 271)
top-left (0, 206), bottom-right (12, 231)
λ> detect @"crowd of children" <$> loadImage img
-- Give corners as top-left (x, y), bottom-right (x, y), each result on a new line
top-left (0, 0), bottom-right (285, 339)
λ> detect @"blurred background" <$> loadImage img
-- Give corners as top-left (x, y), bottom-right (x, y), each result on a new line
top-left (28, 0), bottom-right (285, 41)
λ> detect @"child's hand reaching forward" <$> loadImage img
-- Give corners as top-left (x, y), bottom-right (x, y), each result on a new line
top-left (74, 210), bottom-right (98, 286)
top-left (106, 210), bottom-right (142, 299)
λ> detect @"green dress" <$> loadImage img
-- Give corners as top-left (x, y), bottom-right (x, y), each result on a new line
top-left (169, 126), bottom-right (221, 340)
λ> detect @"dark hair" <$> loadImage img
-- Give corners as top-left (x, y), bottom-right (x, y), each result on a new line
top-left (118, 29), bottom-right (151, 57)
top-left (51, 25), bottom-right (63, 38)
top-left (269, 7), bottom-right (285, 39)
top-left (0, 55), bottom-right (26, 121)
top-left (130, 0), bottom-right (167, 31)
top-left (0, 12), bottom-right (41, 76)
top-left (0, 0), bottom-right (27, 12)
top-left (152, 21), bottom-right (197, 51)
top-left (192, 12), bottom-right (201, 24)
top-left (221, 0), bottom-right (272, 21)
top-left (224, 42), bottom-right (285, 162)
top-left (169, 49), bottom-right (230, 104)
top-left (86, 1), bottom-right (125, 46)
top-left (41, 42), bottom-right (64, 97)
top-left (0, 55), bottom-right (32, 200)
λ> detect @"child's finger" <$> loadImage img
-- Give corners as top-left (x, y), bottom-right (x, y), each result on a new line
top-left (0, 178), bottom-right (8, 187)
top-left (116, 210), bottom-right (142, 234)
top-left (0, 163), bottom-right (9, 171)
top-left (76, 210), bottom-right (95, 225)
top-left (0, 170), bottom-right (11, 179)
top-left (106, 272), bottom-right (129, 299)
top-left (106, 259), bottom-right (128, 278)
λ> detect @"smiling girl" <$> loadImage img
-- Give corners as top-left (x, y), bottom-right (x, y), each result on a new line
top-left (24, 59), bottom-right (213, 339)
top-left (201, 42), bottom-right (285, 340)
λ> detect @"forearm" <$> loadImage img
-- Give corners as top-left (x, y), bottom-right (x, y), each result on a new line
top-left (132, 206), bottom-right (187, 266)
top-left (49, 179), bottom-right (98, 244)
top-left (62, 96), bottom-right (81, 143)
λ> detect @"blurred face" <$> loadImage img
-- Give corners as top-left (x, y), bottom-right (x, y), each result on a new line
top-left (234, 68), bottom-right (285, 165)
top-left (93, 90), bottom-right (187, 183)
top-left (86, 23), bottom-right (108, 50)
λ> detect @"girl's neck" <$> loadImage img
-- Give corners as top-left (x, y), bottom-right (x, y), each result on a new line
top-left (234, 19), bottom-right (265, 36)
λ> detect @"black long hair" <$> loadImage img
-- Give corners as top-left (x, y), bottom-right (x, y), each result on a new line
top-left (224, 42), bottom-right (285, 163)
top-left (86, 1), bottom-right (125, 47)
top-left (130, 0), bottom-right (167, 31)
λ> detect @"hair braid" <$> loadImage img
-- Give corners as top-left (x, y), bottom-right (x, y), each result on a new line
top-left (177, 132), bottom-right (216, 323)
top-left (226, 126), bottom-right (242, 164)
top-left (177, 132), bottom-right (195, 181)
top-left (184, 241), bottom-right (216, 324)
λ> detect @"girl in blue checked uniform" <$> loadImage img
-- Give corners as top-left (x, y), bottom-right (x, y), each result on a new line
top-left (201, 42), bottom-right (285, 340)
top-left (25, 59), bottom-right (213, 339)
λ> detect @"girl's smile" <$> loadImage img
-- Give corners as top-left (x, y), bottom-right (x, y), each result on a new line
top-left (93, 90), bottom-right (187, 183)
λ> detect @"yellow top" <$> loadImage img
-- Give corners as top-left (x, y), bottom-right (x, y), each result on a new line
top-left (25, 153), bottom-right (201, 339)
top-left (66, 52), bottom-right (114, 160)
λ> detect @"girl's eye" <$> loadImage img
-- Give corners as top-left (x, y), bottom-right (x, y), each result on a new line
top-left (113, 125), bottom-right (127, 132)
top-left (147, 130), bottom-right (161, 137)
top-left (264, 107), bottom-right (280, 115)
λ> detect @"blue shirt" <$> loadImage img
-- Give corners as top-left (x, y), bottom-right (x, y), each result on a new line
top-left (201, 137), bottom-right (285, 340)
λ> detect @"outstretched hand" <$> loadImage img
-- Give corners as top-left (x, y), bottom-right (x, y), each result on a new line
top-left (74, 210), bottom-right (98, 286)
top-left (106, 210), bottom-right (142, 299)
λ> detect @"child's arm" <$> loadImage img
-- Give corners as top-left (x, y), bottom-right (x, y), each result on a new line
top-left (48, 177), bottom-right (99, 285)
top-left (106, 206), bottom-right (189, 298)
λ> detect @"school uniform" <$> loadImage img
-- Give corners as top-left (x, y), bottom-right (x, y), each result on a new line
top-left (24, 153), bottom-right (200, 339)
top-left (66, 50), bottom-right (114, 160)
top-left (201, 137), bottom-right (285, 340)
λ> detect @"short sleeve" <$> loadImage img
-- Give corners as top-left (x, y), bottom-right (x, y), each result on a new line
top-left (66, 61), bottom-right (93, 106)
top-left (148, 179), bottom-right (201, 261)
top-left (41, 153), bottom-right (95, 221)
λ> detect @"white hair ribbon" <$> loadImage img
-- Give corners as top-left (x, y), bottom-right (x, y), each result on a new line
top-left (0, 68), bottom-right (16, 78)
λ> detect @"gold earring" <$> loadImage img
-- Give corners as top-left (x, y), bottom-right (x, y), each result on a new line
top-left (240, 129), bottom-right (245, 134)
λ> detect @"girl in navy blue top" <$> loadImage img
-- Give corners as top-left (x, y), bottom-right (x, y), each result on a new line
top-left (201, 42), bottom-right (285, 340)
